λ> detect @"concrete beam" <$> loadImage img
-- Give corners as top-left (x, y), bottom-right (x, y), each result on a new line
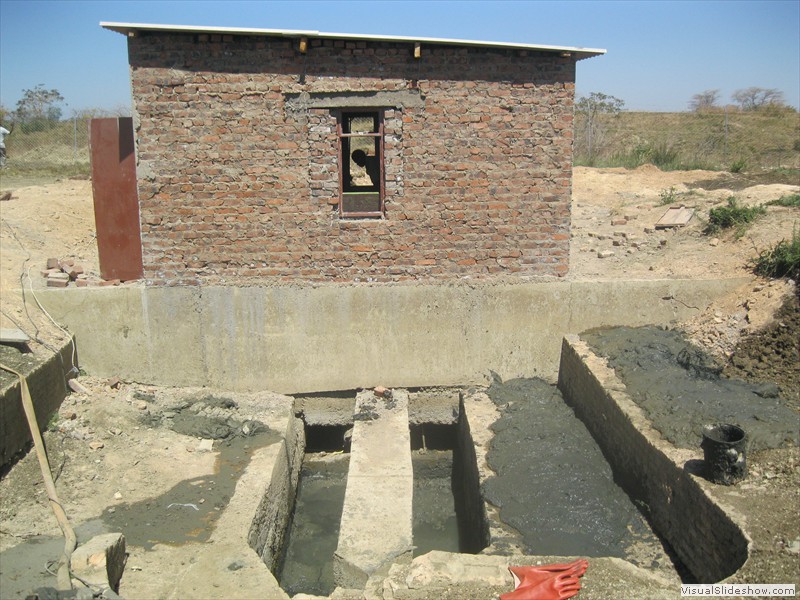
top-left (334, 389), bottom-right (413, 587)
top-left (0, 337), bottom-right (76, 467)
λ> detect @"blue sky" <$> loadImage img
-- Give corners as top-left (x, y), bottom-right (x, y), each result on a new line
top-left (1, 0), bottom-right (798, 115)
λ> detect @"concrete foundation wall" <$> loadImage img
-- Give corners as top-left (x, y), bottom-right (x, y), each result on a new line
top-left (557, 335), bottom-right (750, 583)
top-left (37, 277), bottom-right (748, 394)
top-left (0, 338), bottom-right (76, 467)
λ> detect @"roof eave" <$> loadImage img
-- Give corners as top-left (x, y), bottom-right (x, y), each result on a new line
top-left (100, 22), bottom-right (606, 60)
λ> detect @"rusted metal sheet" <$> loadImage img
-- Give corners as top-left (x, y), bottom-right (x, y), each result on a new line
top-left (90, 117), bottom-right (143, 281)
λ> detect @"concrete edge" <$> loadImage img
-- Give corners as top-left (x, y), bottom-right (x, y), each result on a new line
top-left (0, 336), bottom-right (77, 468)
top-left (557, 334), bottom-right (752, 583)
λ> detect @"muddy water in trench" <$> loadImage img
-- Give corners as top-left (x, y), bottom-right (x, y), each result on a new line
top-left (279, 447), bottom-right (462, 595)
top-left (0, 519), bottom-right (109, 599)
top-left (483, 376), bottom-right (671, 568)
top-left (412, 449), bottom-right (460, 557)
top-left (279, 453), bottom-right (349, 597)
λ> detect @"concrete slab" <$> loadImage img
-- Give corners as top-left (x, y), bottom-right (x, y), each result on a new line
top-left (408, 388), bottom-right (459, 425)
top-left (335, 389), bottom-right (413, 588)
top-left (142, 393), bottom-right (295, 600)
top-left (0, 328), bottom-right (30, 344)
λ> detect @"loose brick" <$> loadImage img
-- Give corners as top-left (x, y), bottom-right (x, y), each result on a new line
top-left (47, 273), bottom-right (70, 287)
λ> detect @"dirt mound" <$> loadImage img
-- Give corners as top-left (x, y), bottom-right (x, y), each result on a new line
top-left (725, 293), bottom-right (800, 410)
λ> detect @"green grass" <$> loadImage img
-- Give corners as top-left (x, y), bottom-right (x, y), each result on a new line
top-left (766, 193), bottom-right (800, 207)
top-left (750, 227), bottom-right (800, 281)
top-left (1, 117), bottom-right (90, 186)
top-left (705, 197), bottom-right (767, 236)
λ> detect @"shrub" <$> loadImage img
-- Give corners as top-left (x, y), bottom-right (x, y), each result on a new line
top-left (766, 193), bottom-right (800, 207)
top-left (658, 187), bottom-right (679, 205)
top-left (705, 197), bottom-right (766, 236)
top-left (729, 159), bottom-right (747, 173)
top-left (750, 226), bottom-right (800, 281)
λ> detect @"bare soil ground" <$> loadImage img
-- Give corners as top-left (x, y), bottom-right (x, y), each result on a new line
top-left (0, 166), bottom-right (798, 598)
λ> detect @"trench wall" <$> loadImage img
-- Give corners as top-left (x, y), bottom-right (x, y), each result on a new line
top-left (454, 397), bottom-right (491, 554)
top-left (557, 335), bottom-right (750, 583)
top-left (36, 278), bottom-right (747, 394)
top-left (0, 338), bottom-right (76, 467)
top-left (248, 414), bottom-right (305, 571)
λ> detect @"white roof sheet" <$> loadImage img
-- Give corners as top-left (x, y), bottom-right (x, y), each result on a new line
top-left (101, 22), bottom-right (606, 60)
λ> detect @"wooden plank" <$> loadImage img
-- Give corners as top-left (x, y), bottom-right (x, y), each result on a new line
top-left (656, 206), bottom-right (694, 229)
top-left (0, 328), bottom-right (31, 344)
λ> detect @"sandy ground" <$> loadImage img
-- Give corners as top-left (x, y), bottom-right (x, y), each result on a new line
top-left (0, 166), bottom-right (798, 598)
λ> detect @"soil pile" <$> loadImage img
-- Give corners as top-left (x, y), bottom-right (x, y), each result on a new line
top-left (724, 293), bottom-right (800, 410)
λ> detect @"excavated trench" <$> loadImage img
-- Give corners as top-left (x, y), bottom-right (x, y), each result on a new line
top-left (276, 389), bottom-right (488, 596)
top-left (2, 325), bottom-right (771, 596)
top-left (267, 381), bottom-right (692, 597)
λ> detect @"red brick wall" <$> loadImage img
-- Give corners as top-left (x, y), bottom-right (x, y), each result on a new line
top-left (129, 33), bottom-right (576, 284)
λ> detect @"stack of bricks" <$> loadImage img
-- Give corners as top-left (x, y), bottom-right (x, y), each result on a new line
top-left (129, 33), bottom-right (577, 285)
top-left (43, 258), bottom-right (84, 288)
top-left (42, 259), bottom-right (121, 288)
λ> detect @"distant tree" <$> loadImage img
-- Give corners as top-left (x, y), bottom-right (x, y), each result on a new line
top-left (689, 89), bottom-right (720, 112)
top-left (14, 84), bottom-right (64, 132)
top-left (0, 104), bottom-right (11, 126)
top-left (110, 104), bottom-right (132, 118)
top-left (575, 92), bottom-right (625, 165)
top-left (73, 108), bottom-right (113, 120)
top-left (731, 87), bottom-right (785, 111)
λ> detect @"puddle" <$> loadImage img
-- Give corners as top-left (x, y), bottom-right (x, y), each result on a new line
top-left (101, 428), bottom-right (280, 549)
top-left (483, 376), bottom-right (671, 567)
top-left (582, 326), bottom-right (799, 450)
top-left (0, 519), bottom-right (109, 599)
top-left (278, 453), bottom-right (349, 597)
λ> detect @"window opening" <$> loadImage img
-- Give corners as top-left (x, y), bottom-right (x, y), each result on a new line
top-left (338, 111), bottom-right (384, 218)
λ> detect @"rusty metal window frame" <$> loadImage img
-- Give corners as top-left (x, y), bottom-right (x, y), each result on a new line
top-left (337, 110), bottom-right (385, 219)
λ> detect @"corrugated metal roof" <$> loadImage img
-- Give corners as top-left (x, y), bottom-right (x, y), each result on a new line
top-left (101, 22), bottom-right (606, 60)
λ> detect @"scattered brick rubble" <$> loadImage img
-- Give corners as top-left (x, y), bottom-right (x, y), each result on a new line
top-left (42, 257), bottom-right (122, 288)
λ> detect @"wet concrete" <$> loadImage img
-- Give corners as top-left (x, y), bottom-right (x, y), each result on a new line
top-left (412, 450), bottom-right (460, 557)
top-left (582, 326), bottom-right (799, 451)
top-left (279, 454), bottom-right (349, 597)
top-left (101, 429), bottom-right (280, 549)
top-left (0, 520), bottom-right (109, 599)
top-left (482, 376), bottom-right (671, 567)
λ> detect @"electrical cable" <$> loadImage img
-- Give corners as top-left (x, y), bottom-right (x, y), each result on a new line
top-left (0, 363), bottom-right (77, 591)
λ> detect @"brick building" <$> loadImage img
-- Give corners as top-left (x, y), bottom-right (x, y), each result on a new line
top-left (103, 23), bottom-right (604, 284)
